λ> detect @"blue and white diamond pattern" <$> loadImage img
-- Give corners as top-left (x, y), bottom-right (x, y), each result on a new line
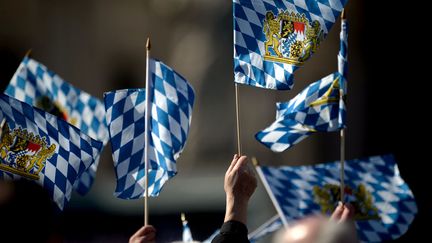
top-left (280, 33), bottom-right (298, 57)
top-left (255, 117), bottom-right (313, 152)
top-left (104, 58), bottom-right (195, 199)
top-left (256, 72), bottom-right (345, 152)
top-left (5, 57), bottom-right (108, 195)
top-left (234, 0), bottom-right (348, 90)
top-left (0, 94), bottom-right (103, 210)
top-left (258, 155), bottom-right (418, 242)
top-left (248, 215), bottom-right (283, 242)
top-left (338, 17), bottom-right (348, 126)
top-left (6, 57), bottom-right (108, 144)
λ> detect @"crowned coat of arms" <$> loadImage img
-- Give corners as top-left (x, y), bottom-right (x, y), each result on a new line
top-left (263, 10), bottom-right (324, 65)
top-left (0, 121), bottom-right (56, 180)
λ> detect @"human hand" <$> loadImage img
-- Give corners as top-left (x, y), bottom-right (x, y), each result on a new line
top-left (328, 202), bottom-right (359, 243)
top-left (129, 225), bottom-right (156, 243)
top-left (224, 154), bottom-right (257, 224)
top-left (330, 202), bottom-right (355, 223)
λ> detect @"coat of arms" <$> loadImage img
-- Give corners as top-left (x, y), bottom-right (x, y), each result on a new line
top-left (36, 96), bottom-right (77, 126)
top-left (309, 75), bottom-right (341, 107)
top-left (263, 10), bottom-right (324, 65)
top-left (313, 183), bottom-right (380, 220)
top-left (0, 120), bottom-right (56, 180)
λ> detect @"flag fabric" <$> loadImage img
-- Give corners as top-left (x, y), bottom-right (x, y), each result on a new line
top-left (0, 94), bottom-right (103, 210)
top-left (338, 16), bottom-right (348, 126)
top-left (104, 58), bottom-right (195, 199)
top-left (234, 0), bottom-right (348, 90)
top-left (248, 215), bottom-right (283, 243)
top-left (256, 15), bottom-right (347, 152)
top-left (256, 72), bottom-right (345, 152)
top-left (202, 230), bottom-right (220, 243)
top-left (182, 220), bottom-right (194, 242)
top-left (5, 57), bottom-right (108, 194)
top-left (257, 155), bottom-right (418, 242)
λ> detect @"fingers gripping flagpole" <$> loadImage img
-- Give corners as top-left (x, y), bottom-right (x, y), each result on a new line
top-left (144, 37), bottom-right (151, 226)
top-left (339, 9), bottom-right (347, 203)
top-left (235, 84), bottom-right (242, 155)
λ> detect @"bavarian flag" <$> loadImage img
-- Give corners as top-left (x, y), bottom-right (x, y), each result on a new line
top-left (104, 58), bottom-right (195, 199)
top-left (234, 0), bottom-right (348, 90)
top-left (256, 72), bottom-right (345, 152)
top-left (256, 155), bottom-right (417, 242)
top-left (0, 94), bottom-right (103, 210)
top-left (5, 57), bottom-right (108, 195)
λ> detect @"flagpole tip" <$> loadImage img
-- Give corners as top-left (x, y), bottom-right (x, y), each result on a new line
top-left (251, 157), bottom-right (259, 167)
top-left (146, 38), bottom-right (151, 51)
top-left (341, 9), bottom-right (346, 19)
top-left (24, 49), bottom-right (32, 58)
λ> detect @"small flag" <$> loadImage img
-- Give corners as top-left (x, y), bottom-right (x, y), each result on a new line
top-left (256, 17), bottom-right (348, 152)
top-left (5, 57), bottom-right (108, 194)
top-left (338, 15), bottom-right (348, 126)
top-left (257, 155), bottom-right (418, 242)
top-left (256, 72), bottom-right (345, 152)
top-left (234, 0), bottom-right (348, 90)
top-left (104, 58), bottom-right (195, 199)
top-left (248, 215), bottom-right (283, 243)
top-left (0, 94), bottom-right (103, 210)
top-left (181, 213), bottom-right (194, 242)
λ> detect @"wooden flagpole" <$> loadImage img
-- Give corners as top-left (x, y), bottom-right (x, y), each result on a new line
top-left (24, 49), bottom-right (32, 58)
top-left (144, 37), bottom-right (151, 225)
top-left (247, 214), bottom-right (280, 239)
top-left (235, 83), bottom-right (242, 155)
top-left (252, 157), bottom-right (289, 228)
top-left (340, 128), bottom-right (346, 203)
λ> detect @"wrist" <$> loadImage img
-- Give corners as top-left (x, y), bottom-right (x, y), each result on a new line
top-left (224, 196), bottom-right (248, 224)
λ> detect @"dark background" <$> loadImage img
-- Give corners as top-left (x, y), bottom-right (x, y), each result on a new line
top-left (0, 0), bottom-right (428, 242)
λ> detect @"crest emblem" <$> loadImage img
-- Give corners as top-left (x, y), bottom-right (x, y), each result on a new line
top-left (36, 96), bottom-right (77, 125)
top-left (0, 121), bottom-right (56, 180)
top-left (263, 10), bottom-right (324, 65)
top-left (313, 183), bottom-right (380, 220)
top-left (309, 76), bottom-right (341, 107)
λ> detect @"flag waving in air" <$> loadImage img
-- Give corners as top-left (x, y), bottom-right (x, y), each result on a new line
top-left (181, 213), bottom-right (194, 242)
top-left (255, 14), bottom-right (348, 152)
top-left (234, 0), bottom-right (348, 90)
top-left (5, 57), bottom-right (108, 194)
top-left (256, 72), bottom-right (345, 152)
top-left (104, 58), bottom-right (195, 199)
top-left (0, 94), bottom-right (103, 210)
top-left (248, 215), bottom-right (283, 243)
top-left (256, 155), bottom-right (418, 242)
top-left (338, 13), bottom-right (348, 126)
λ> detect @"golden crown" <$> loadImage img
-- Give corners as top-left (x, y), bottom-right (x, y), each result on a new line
top-left (278, 10), bottom-right (309, 24)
